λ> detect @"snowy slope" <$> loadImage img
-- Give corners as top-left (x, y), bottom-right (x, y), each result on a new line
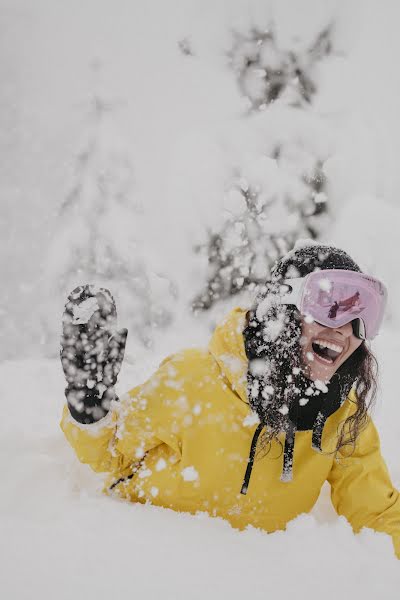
top-left (0, 329), bottom-right (399, 600)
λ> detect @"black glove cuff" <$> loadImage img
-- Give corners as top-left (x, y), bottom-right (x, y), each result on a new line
top-left (66, 385), bottom-right (118, 424)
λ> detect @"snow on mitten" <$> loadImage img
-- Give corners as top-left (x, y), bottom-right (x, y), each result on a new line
top-left (60, 284), bottom-right (128, 424)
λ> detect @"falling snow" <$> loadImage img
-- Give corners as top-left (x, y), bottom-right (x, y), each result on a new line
top-left (181, 466), bottom-right (199, 482)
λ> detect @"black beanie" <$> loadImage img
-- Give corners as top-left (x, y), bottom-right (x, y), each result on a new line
top-left (271, 241), bottom-right (361, 281)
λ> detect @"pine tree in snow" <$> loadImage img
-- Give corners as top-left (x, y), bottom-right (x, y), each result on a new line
top-left (192, 144), bottom-right (328, 311)
top-left (229, 25), bottom-right (332, 109)
top-left (41, 96), bottom-right (175, 354)
top-left (192, 20), bottom-right (334, 312)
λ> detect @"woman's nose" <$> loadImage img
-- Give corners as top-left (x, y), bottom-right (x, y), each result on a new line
top-left (334, 321), bottom-right (353, 337)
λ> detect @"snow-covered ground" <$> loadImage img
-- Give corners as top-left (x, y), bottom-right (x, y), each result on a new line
top-left (0, 324), bottom-right (399, 600)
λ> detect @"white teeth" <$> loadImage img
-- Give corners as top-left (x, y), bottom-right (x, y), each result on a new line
top-left (314, 339), bottom-right (343, 354)
top-left (314, 353), bottom-right (333, 364)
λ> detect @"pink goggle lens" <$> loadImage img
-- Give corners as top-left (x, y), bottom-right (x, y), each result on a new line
top-left (300, 270), bottom-right (387, 340)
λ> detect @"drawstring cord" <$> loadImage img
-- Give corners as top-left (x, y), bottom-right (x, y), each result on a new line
top-left (311, 411), bottom-right (328, 452)
top-left (240, 412), bottom-right (329, 493)
top-left (240, 423), bottom-right (264, 495)
top-left (240, 420), bottom-right (298, 494)
top-left (240, 380), bottom-right (345, 493)
top-left (281, 397), bottom-right (299, 483)
top-left (280, 420), bottom-right (297, 482)
top-left (109, 455), bottom-right (147, 492)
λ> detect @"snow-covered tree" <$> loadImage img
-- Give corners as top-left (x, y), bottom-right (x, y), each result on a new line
top-left (192, 142), bottom-right (328, 311)
top-left (40, 96), bottom-right (175, 355)
top-left (192, 20), bottom-right (334, 312)
top-left (229, 25), bottom-right (332, 109)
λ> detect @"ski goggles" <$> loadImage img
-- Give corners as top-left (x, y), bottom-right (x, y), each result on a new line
top-left (279, 269), bottom-right (387, 340)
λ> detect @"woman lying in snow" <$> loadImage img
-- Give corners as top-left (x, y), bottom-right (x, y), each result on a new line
top-left (60, 242), bottom-right (400, 558)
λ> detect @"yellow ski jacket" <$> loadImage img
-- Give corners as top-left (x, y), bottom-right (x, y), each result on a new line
top-left (61, 307), bottom-right (400, 558)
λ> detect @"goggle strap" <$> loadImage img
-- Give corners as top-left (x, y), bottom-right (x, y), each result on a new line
top-left (279, 278), bottom-right (305, 307)
top-left (351, 318), bottom-right (366, 340)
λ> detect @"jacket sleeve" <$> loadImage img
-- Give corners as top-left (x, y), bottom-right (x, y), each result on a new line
top-left (60, 355), bottom-right (184, 476)
top-left (327, 417), bottom-right (400, 559)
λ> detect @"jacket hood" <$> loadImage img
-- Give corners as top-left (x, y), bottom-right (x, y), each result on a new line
top-left (208, 307), bottom-right (249, 406)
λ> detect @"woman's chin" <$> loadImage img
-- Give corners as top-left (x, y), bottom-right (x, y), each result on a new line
top-left (306, 370), bottom-right (334, 383)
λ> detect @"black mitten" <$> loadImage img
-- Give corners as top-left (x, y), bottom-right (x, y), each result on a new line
top-left (60, 285), bottom-right (128, 424)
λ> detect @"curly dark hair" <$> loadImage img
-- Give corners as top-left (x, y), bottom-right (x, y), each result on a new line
top-left (243, 243), bottom-right (378, 462)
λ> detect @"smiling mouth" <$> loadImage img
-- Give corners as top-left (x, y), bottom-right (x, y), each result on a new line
top-left (311, 339), bottom-right (344, 365)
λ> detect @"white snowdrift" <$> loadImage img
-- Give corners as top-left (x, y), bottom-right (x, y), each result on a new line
top-left (0, 345), bottom-right (399, 600)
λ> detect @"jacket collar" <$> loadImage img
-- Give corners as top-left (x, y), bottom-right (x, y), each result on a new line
top-left (208, 307), bottom-right (249, 405)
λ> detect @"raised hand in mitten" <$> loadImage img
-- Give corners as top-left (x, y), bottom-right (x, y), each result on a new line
top-left (60, 284), bottom-right (128, 424)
